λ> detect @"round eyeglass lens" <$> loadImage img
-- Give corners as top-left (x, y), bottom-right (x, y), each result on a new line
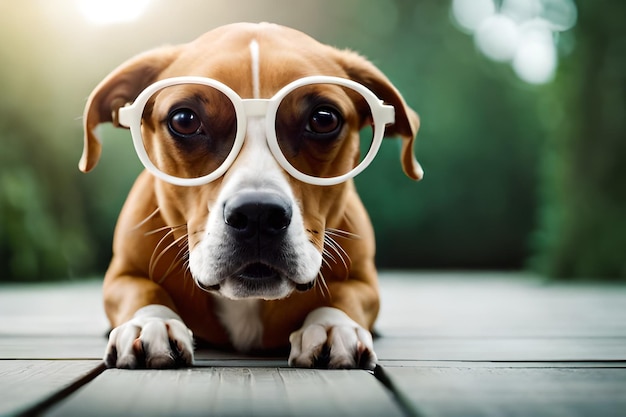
top-left (274, 83), bottom-right (375, 179)
top-left (140, 83), bottom-right (238, 179)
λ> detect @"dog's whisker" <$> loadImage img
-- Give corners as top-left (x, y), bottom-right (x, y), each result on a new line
top-left (325, 227), bottom-right (360, 240)
top-left (160, 257), bottom-right (188, 284)
top-left (323, 234), bottom-right (351, 272)
top-left (324, 227), bottom-right (356, 271)
top-left (332, 239), bottom-right (351, 267)
top-left (322, 248), bottom-right (337, 263)
top-left (321, 256), bottom-right (333, 270)
top-left (131, 206), bottom-right (161, 231)
top-left (181, 254), bottom-right (195, 281)
top-left (149, 228), bottom-right (189, 282)
top-left (178, 257), bottom-right (195, 295)
top-left (164, 233), bottom-right (189, 261)
top-left (158, 236), bottom-right (190, 284)
top-left (149, 228), bottom-right (176, 279)
top-left (148, 229), bottom-right (174, 279)
top-left (182, 261), bottom-right (189, 277)
top-left (176, 237), bottom-right (188, 248)
top-left (145, 223), bottom-right (187, 237)
top-left (185, 228), bottom-right (206, 252)
top-left (169, 235), bottom-right (189, 260)
top-left (323, 239), bottom-right (342, 266)
top-left (316, 270), bottom-right (331, 300)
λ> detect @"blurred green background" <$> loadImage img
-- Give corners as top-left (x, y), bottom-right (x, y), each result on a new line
top-left (1, 0), bottom-right (624, 282)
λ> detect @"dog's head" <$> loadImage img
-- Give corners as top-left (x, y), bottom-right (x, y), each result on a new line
top-left (81, 23), bottom-right (422, 300)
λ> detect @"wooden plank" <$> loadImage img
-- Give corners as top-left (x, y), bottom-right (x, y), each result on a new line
top-left (3, 274), bottom-right (626, 340)
top-left (374, 336), bottom-right (626, 362)
top-left (0, 336), bottom-right (107, 360)
top-left (379, 365), bottom-right (626, 417)
top-left (378, 360), bottom-right (626, 369)
top-left (45, 368), bottom-right (404, 417)
top-left (2, 274), bottom-right (625, 417)
top-left (377, 273), bottom-right (626, 338)
top-left (0, 281), bottom-right (108, 337)
top-left (195, 358), bottom-right (288, 368)
top-left (0, 360), bottom-right (103, 416)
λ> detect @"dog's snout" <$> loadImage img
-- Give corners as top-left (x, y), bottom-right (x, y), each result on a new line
top-left (223, 191), bottom-right (292, 239)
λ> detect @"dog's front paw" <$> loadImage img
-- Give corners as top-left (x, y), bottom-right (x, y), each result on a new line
top-left (288, 307), bottom-right (377, 370)
top-left (104, 305), bottom-right (194, 369)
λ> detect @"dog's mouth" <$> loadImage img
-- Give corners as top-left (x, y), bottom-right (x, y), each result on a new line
top-left (235, 262), bottom-right (314, 291)
top-left (196, 262), bottom-right (283, 294)
top-left (195, 261), bottom-right (315, 297)
top-left (236, 262), bottom-right (280, 281)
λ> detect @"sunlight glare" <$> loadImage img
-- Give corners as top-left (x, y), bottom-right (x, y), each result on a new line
top-left (76, 0), bottom-right (151, 25)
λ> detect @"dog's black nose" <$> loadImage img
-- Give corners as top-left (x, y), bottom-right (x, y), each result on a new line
top-left (223, 191), bottom-right (292, 239)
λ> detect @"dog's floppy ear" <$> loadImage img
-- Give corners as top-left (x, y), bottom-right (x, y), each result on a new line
top-left (79, 46), bottom-right (180, 173)
top-left (334, 49), bottom-right (423, 180)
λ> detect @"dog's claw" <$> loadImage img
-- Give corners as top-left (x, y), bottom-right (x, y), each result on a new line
top-left (288, 307), bottom-right (377, 370)
top-left (104, 305), bottom-right (194, 369)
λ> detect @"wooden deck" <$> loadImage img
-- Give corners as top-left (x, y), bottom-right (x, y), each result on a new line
top-left (1, 272), bottom-right (625, 416)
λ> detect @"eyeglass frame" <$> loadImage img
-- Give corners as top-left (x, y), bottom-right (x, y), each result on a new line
top-left (117, 75), bottom-right (395, 187)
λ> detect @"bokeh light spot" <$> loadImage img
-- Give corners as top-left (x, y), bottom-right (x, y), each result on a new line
top-left (475, 14), bottom-right (520, 62)
top-left (513, 22), bottom-right (557, 84)
top-left (450, 0), bottom-right (577, 85)
top-left (452, 0), bottom-right (496, 33)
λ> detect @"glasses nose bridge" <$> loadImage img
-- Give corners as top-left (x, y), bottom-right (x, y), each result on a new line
top-left (242, 99), bottom-right (271, 118)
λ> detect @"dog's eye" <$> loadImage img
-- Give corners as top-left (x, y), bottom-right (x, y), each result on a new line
top-left (168, 108), bottom-right (202, 137)
top-left (305, 106), bottom-right (343, 137)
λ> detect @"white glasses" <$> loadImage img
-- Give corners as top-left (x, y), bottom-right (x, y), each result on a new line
top-left (118, 75), bottom-right (395, 186)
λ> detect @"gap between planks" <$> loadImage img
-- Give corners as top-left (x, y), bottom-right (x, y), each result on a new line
top-left (14, 362), bottom-right (107, 417)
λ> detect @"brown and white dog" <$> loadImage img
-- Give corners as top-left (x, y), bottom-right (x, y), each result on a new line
top-left (80, 22), bottom-right (422, 370)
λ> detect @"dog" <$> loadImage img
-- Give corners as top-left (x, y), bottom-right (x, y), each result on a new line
top-left (80, 22), bottom-right (422, 370)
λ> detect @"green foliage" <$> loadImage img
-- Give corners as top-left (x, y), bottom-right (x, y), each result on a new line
top-left (0, 0), bottom-right (624, 281)
top-left (531, 0), bottom-right (626, 279)
top-left (0, 112), bottom-right (93, 281)
top-left (352, 1), bottom-right (543, 269)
